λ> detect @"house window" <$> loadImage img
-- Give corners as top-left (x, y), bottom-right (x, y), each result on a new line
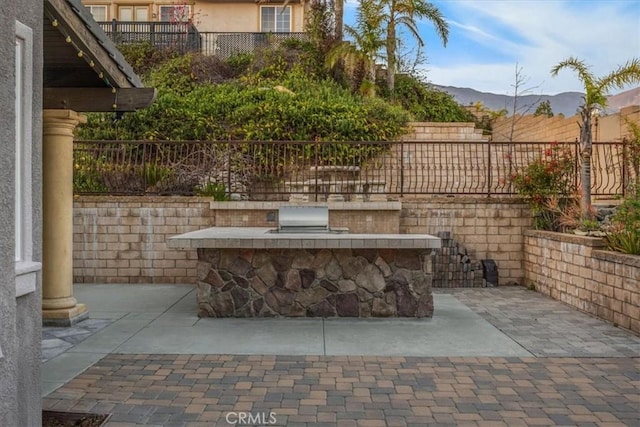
top-left (159, 5), bottom-right (191, 22)
top-left (14, 21), bottom-right (40, 297)
top-left (260, 6), bottom-right (291, 32)
top-left (118, 6), bottom-right (149, 21)
top-left (86, 5), bottom-right (107, 21)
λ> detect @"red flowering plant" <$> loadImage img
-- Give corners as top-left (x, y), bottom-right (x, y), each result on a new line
top-left (510, 143), bottom-right (577, 230)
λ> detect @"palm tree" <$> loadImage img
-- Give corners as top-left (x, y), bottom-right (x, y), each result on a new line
top-left (326, 0), bottom-right (385, 96)
top-left (335, 0), bottom-right (344, 41)
top-left (382, 0), bottom-right (449, 94)
top-left (551, 57), bottom-right (640, 216)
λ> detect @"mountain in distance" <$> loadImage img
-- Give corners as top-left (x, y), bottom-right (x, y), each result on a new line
top-left (607, 87), bottom-right (640, 113)
top-left (434, 85), bottom-right (640, 117)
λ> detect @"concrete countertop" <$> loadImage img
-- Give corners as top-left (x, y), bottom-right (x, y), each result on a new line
top-left (168, 227), bottom-right (441, 250)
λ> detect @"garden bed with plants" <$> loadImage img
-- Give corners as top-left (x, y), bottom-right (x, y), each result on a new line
top-left (513, 129), bottom-right (640, 334)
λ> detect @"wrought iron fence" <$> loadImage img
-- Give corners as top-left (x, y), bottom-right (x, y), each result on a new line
top-left (98, 21), bottom-right (201, 53)
top-left (198, 32), bottom-right (307, 59)
top-left (73, 140), bottom-right (633, 199)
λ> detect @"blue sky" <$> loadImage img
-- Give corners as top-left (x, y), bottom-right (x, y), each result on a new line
top-left (344, 0), bottom-right (640, 95)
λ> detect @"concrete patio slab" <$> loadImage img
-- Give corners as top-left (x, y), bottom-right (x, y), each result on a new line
top-left (323, 295), bottom-right (532, 357)
top-left (116, 318), bottom-right (326, 355)
top-left (74, 283), bottom-right (193, 313)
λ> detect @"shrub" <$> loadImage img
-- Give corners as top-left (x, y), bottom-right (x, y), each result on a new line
top-left (510, 143), bottom-right (577, 231)
top-left (196, 182), bottom-right (229, 201)
top-left (73, 152), bottom-right (107, 193)
top-left (78, 69), bottom-right (410, 142)
top-left (605, 228), bottom-right (640, 255)
top-left (117, 42), bottom-right (181, 77)
top-left (387, 74), bottom-right (476, 123)
top-left (226, 53), bottom-right (253, 77)
top-left (605, 184), bottom-right (640, 255)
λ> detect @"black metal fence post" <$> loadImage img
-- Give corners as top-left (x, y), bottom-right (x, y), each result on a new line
top-left (486, 140), bottom-right (492, 197)
top-left (400, 140), bottom-right (404, 197)
top-left (622, 137), bottom-right (628, 197)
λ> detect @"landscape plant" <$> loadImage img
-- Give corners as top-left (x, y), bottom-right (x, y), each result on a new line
top-left (326, 0), bottom-right (385, 97)
top-left (380, 0), bottom-right (448, 95)
top-left (602, 105), bottom-right (640, 254)
top-left (605, 183), bottom-right (640, 255)
top-left (551, 56), bottom-right (640, 218)
top-left (510, 143), bottom-right (577, 231)
top-left (195, 182), bottom-right (230, 201)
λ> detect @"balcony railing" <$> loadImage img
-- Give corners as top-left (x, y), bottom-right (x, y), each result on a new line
top-left (98, 20), bottom-right (201, 53)
top-left (72, 140), bottom-right (635, 200)
top-left (98, 20), bottom-right (307, 58)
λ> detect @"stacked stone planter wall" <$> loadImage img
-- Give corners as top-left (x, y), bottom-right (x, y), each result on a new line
top-left (196, 248), bottom-right (434, 318)
top-left (524, 230), bottom-right (640, 334)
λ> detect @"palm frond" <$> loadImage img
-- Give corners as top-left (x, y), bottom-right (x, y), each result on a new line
top-left (597, 58), bottom-right (640, 94)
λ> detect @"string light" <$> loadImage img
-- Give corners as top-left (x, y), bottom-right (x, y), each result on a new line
top-left (45, 9), bottom-right (116, 90)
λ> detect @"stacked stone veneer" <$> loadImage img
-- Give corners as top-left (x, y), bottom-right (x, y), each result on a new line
top-left (524, 230), bottom-right (640, 334)
top-left (433, 231), bottom-right (484, 288)
top-left (196, 248), bottom-right (434, 318)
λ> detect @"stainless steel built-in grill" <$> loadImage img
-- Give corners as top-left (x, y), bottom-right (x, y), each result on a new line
top-left (278, 206), bottom-right (330, 233)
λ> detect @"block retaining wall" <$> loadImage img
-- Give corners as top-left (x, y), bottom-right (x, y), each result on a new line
top-left (524, 230), bottom-right (640, 334)
top-left (400, 198), bottom-right (531, 285)
top-left (74, 196), bottom-right (531, 286)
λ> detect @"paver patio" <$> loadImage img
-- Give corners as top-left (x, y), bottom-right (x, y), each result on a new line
top-left (42, 286), bottom-right (640, 426)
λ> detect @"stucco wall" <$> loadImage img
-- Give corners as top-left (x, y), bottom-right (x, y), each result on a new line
top-left (524, 230), bottom-right (640, 334)
top-left (195, 2), bottom-right (306, 32)
top-left (1, 1), bottom-right (43, 426)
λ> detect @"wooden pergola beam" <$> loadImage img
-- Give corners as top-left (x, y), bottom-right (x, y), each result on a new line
top-left (44, 88), bottom-right (157, 112)
top-left (45, 0), bottom-right (137, 88)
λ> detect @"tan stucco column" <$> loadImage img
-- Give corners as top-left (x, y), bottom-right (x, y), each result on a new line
top-left (42, 109), bottom-right (88, 326)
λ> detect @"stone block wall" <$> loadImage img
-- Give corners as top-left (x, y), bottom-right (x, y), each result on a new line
top-left (209, 201), bottom-right (401, 234)
top-left (74, 196), bottom-right (532, 286)
top-left (73, 198), bottom-right (402, 283)
top-left (402, 122), bottom-right (487, 141)
top-left (492, 105), bottom-right (640, 143)
top-left (73, 197), bottom-right (210, 283)
top-left (400, 198), bottom-right (531, 285)
top-left (524, 230), bottom-right (640, 334)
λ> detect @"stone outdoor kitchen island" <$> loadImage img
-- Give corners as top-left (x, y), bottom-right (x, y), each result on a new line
top-left (168, 227), bottom-right (441, 318)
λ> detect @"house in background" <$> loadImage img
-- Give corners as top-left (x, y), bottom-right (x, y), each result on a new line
top-left (81, 0), bottom-right (309, 58)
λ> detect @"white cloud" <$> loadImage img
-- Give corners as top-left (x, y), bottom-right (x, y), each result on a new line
top-left (420, 0), bottom-right (640, 94)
